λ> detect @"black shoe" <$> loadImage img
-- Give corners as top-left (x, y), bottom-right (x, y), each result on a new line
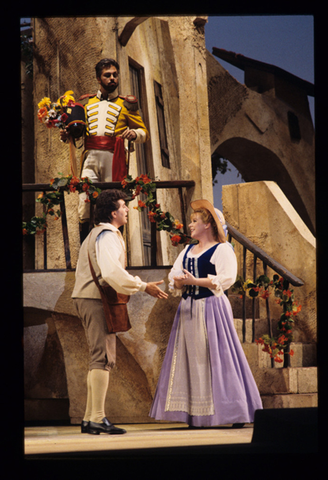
top-left (232, 423), bottom-right (245, 428)
top-left (81, 420), bottom-right (89, 433)
top-left (88, 417), bottom-right (127, 435)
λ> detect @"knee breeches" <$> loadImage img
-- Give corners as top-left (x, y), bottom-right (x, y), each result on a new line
top-left (73, 298), bottom-right (116, 371)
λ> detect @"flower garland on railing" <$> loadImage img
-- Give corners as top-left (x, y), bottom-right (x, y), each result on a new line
top-left (231, 274), bottom-right (301, 363)
top-left (121, 174), bottom-right (191, 246)
top-left (22, 173), bottom-right (191, 246)
top-left (22, 174), bottom-right (101, 235)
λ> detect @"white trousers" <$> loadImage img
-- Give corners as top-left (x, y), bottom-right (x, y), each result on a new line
top-left (78, 149), bottom-right (114, 222)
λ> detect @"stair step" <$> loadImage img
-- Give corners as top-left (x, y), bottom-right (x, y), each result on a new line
top-left (241, 340), bottom-right (317, 368)
top-left (252, 366), bottom-right (317, 395)
top-left (261, 393), bottom-right (318, 409)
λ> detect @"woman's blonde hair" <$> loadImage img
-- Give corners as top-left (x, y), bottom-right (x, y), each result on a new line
top-left (191, 208), bottom-right (220, 241)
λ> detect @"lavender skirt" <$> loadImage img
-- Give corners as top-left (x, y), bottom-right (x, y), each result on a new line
top-left (149, 294), bottom-right (263, 426)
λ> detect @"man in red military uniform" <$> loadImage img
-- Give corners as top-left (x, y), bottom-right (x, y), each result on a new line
top-left (60, 58), bottom-right (149, 241)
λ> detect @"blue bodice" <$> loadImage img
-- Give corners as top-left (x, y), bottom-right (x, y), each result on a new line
top-left (182, 243), bottom-right (220, 300)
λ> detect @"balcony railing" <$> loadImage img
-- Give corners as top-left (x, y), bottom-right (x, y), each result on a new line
top-left (22, 180), bottom-right (195, 271)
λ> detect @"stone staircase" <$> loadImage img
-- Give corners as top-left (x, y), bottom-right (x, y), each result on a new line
top-left (229, 295), bottom-right (318, 409)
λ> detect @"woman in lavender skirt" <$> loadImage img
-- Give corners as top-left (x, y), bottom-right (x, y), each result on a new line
top-left (149, 199), bottom-right (263, 427)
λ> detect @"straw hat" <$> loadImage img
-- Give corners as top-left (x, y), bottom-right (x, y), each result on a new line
top-left (190, 199), bottom-right (226, 243)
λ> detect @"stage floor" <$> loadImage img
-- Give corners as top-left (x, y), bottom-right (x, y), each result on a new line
top-left (24, 422), bottom-right (253, 457)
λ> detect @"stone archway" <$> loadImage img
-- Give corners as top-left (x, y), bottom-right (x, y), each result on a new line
top-left (206, 50), bottom-right (315, 236)
top-left (213, 137), bottom-right (314, 235)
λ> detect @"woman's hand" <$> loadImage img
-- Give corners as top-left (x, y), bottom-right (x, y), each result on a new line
top-left (180, 269), bottom-right (196, 285)
top-left (173, 274), bottom-right (186, 290)
top-left (173, 270), bottom-right (196, 288)
top-left (174, 270), bottom-right (214, 290)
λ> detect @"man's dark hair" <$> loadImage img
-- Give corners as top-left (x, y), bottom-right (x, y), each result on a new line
top-left (95, 58), bottom-right (120, 78)
top-left (94, 189), bottom-right (128, 224)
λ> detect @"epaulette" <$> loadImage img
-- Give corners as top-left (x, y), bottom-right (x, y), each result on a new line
top-left (79, 93), bottom-right (97, 100)
top-left (78, 93), bottom-right (97, 105)
top-left (120, 94), bottom-right (139, 111)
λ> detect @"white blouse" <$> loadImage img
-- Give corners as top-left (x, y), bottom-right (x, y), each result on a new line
top-left (95, 222), bottom-right (147, 295)
top-left (168, 243), bottom-right (237, 297)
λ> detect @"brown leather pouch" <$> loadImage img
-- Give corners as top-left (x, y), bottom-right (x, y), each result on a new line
top-left (88, 255), bottom-right (131, 333)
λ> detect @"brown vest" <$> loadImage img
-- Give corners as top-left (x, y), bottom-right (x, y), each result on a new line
top-left (73, 225), bottom-right (131, 333)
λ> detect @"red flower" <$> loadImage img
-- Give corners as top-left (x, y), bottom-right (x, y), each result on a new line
top-left (139, 174), bottom-right (151, 184)
top-left (147, 211), bottom-right (156, 223)
top-left (171, 235), bottom-right (181, 246)
top-left (277, 334), bottom-right (288, 345)
top-left (274, 355), bottom-right (283, 363)
top-left (260, 289), bottom-right (270, 299)
top-left (283, 289), bottom-right (292, 298)
top-left (37, 107), bottom-right (48, 122)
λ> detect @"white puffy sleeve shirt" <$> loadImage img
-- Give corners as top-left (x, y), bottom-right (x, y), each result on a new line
top-left (95, 223), bottom-right (147, 295)
top-left (168, 242), bottom-right (237, 298)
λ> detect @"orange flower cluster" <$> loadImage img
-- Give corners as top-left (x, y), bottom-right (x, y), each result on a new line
top-left (68, 175), bottom-right (80, 193)
top-left (256, 337), bottom-right (294, 363)
top-left (232, 273), bottom-right (302, 366)
top-left (122, 173), bottom-right (191, 247)
top-left (171, 235), bottom-right (182, 246)
top-left (147, 211), bottom-right (157, 223)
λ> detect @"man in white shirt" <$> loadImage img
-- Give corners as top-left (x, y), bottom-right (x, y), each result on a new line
top-left (72, 189), bottom-right (168, 435)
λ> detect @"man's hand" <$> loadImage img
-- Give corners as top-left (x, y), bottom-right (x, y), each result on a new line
top-left (145, 280), bottom-right (168, 299)
top-left (60, 127), bottom-right (70, 143)
top-left (120, 128), bottom-right (137, 141)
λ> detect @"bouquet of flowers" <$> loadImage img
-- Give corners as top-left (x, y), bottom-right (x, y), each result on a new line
top-left (37, 90), bottom-right (76, 129)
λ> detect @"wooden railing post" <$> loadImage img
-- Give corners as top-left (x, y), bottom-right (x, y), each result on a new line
top-left (59, 194), bottom-right (72, 270)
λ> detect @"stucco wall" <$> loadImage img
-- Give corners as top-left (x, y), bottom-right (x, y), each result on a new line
top-left (32, 16), bottom-right (212, 269)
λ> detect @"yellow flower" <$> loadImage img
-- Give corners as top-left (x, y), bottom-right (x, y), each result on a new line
top-left (243, 279), bottom-right (253, 291)
top-left (38, 97), bottom-right (51, 110)
top-left (58, 90), bottom-right (75, 106)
